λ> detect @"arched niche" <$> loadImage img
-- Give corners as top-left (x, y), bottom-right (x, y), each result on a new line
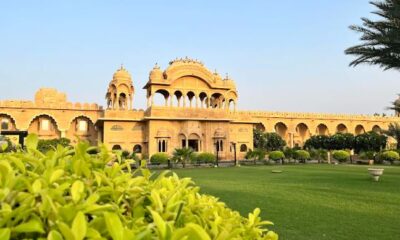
top-left (67, 116), bottom-right (96, 145)
top-left (0, 113), bottom-right (17, 131)
top-left (336, 124), bottom-right (348, 133)
top-left (28, 114), bottom-right (61, 139)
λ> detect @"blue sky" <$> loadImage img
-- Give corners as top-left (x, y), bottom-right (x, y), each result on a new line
top-left (0, 0), bottom-right (398, 114)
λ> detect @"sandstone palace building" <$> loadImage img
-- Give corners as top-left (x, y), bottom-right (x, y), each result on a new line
top-left (0, 58), bottom-right (398, 160)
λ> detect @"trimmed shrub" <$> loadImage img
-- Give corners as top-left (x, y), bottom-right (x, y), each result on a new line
top-left (380, 150), bottom-right (400, 163)
top-left (268, 151), bottom-right (285, 161)
top-left (0, 134), bottom-right (278, 239)
top-left (195, 152), bottom-right (216, 163)
top-left (150, 152), bottom-right (169, 164)
top-left (294, 150), bottom-right (310, 162)
top-left (245, 148), bottom-right (266, 161)
top-left (332, 150), bottom-right (350, 162)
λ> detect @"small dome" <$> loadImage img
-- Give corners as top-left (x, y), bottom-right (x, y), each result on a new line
top-left (214, 128), bottom-right (225, 138)
top-left (157, 128), bottom-right (170, 138)
top-left (113, 65), bottom-right (131, 81)
top-left (149, 63), bottom-right (163, 82)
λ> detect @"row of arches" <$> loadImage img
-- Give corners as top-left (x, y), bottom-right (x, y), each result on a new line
top-left (258, 122), bottom-right (383, 139)
top-left (148, 89), bottom-right (237, 111)
top-left (0, 113), bottom-right (97, 144)
top-left (112, 144), bottom-right (142, 153)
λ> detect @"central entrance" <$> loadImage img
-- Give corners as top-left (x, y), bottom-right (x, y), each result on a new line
top-left (181, 133), bottom-right (201, 152)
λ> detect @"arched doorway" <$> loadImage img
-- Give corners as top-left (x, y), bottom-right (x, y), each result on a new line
top-left (355, 125), bottom-right (366, 135)
top-left (316, 124), bottom-right (329, 136)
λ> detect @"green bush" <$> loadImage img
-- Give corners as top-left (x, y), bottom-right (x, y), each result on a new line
top-left (380, 150), bottom-right (400, 163)
top-left (37, 138), bottom-right (71, 153)
top-left (150, 153), bottom-right (169, 164)
top-left (332, 150), bottom-right (350, 162)
top-left (0, 134), bottom-right (278, 239)
top-left (268, 151), bottom-right (285, 161)
top-left (195, 152), bottom-right (216, 163)
top-left (245, 148), bottom-right (266, 161)
top-left (294, 150), bottom-right (310, 162)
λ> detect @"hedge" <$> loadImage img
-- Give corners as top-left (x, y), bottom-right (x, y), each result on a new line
top-left (268, 151), bottom-right (285, 161)
top-left (0, 134), bottom-right (278, 239)
top-left (150, 153), bottom-right (169, 164)
top-left (294, 150), bottom-right (310, 161)
top-left (194, 152), bottom-right (216, 163)
top-left (332, 150), bottom-right (350, 162)
top-left (380, 150), bottom-right (400, 162)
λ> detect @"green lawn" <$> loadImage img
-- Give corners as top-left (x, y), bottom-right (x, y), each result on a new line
top-left (171, 165), bottom-right (400, 240)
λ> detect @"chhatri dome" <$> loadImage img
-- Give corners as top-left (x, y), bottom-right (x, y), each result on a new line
top-left (112, 65), bottom-right (132, 82)
top-left (149, 63), bottom-right (163, 82)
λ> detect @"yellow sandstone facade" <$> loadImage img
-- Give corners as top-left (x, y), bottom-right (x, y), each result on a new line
top-left (0, 58), bottom-right (398, 160)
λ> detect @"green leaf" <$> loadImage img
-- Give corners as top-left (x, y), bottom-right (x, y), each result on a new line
top-left (71, 180), bottom-right (84, 203)
top-left (49, 169), bottom-right (64, 183)
top-left (150, 210), bottom-right (167, 238)
top-left (26, 134), bottom-right (39, 150)
top-left (0, 228), bottom-right (10, 240)
top-left (71, 212), bottom-right (87, 240)
top-left (57, 221), bottom-right (75, 240)
top-left (103, 212), bottom-right (124, 240)
top-left (13, 219), bottom-right (45, 234)
top-left (48, 230), bottom-right (64, 240)
top-left (32, 179), bottom-right (42, 194)
top-left (171, 223), bottom-right (211, 240)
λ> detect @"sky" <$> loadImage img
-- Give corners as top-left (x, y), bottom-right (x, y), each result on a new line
top-left (0, 0), bottom-right (398, 115)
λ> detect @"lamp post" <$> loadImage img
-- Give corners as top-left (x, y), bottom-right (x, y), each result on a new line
top-left (231, 142), bottom-right (237, 166)
top-left (214, 141), bottom-right (219, 167)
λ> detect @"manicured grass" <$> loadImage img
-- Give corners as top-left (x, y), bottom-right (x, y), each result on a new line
top-left (172, 165), bottom-right (400, 240)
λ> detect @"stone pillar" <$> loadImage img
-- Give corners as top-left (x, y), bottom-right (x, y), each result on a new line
top-left (129, 96), bottom-right (133, 110)
top-left (290, 133), bottom-right (294, 148)
top-left (183, 96), bottom-right (187, 108)
top-left (169, 95), bottom-right (173, 107)
top-left (60, 130), bottom-right (66, 138)
top-left (164, 96), bottom-right (168, 106)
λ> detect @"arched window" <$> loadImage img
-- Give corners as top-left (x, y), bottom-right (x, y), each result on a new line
top-left (133, 144), bottom-right (142, 153)
top-left (158, 139), bottom-right (168, 152)
top-left (112, 145), bottom-right (122, 151)
top-left (240, 144), bottom-right (247, 152)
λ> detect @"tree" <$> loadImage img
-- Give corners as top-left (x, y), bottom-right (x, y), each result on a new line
top-left (328, 133), bottom-right (355, 150)
top-left (345, 0), bottom-right (400, 70)
top-left (304, 135), bottom-right (330, 150)
top-left (172, 147), bottom-right (194, 168)
top-left (354, 131), bottom-right (387, 153)
top-left (385, 122), bottom-right (400, 148)
top-left (253, 129), bottom-right (286, 151)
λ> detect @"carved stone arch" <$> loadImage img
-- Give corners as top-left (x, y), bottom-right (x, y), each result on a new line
top-left (274, 122), bottom-right (288, 139)
top-left (295, 123), bottom-right (310, 140)
top-left (355, 124), bottom-right (366, 135)
top-left (27, 114), bottom-right (61, 139)
top-left (255, 122), bottom-right (266, 132)
top-left (67, 115), bottom-right (97, 145)
top-left (165, 63), bottom-right (215, 87)
top-left (0, 113), bottom-right (18, 130)
top-left (27, 113), bottom-right (60, 130)
top-left (336, 123), bottom-right (348, 133)
top-left (372, 125), bottom-right (382, 134)
top-left (153, 89), bottom-right (170, 106)
top-left (316, 123), bottom-right (329, 136)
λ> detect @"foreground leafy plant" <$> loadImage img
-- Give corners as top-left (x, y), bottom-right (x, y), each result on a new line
top-left (0, 134), bottom-right (278, 239)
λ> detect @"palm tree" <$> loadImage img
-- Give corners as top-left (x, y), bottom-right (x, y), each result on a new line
top-left (345, 0), bottom-right (400, 70)
top-left (173, 147), bottom-right (194, 168)
top-left (386, 94), bottom-right (400, 116)
top-left (384, 123), bottom-right (400, 149)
